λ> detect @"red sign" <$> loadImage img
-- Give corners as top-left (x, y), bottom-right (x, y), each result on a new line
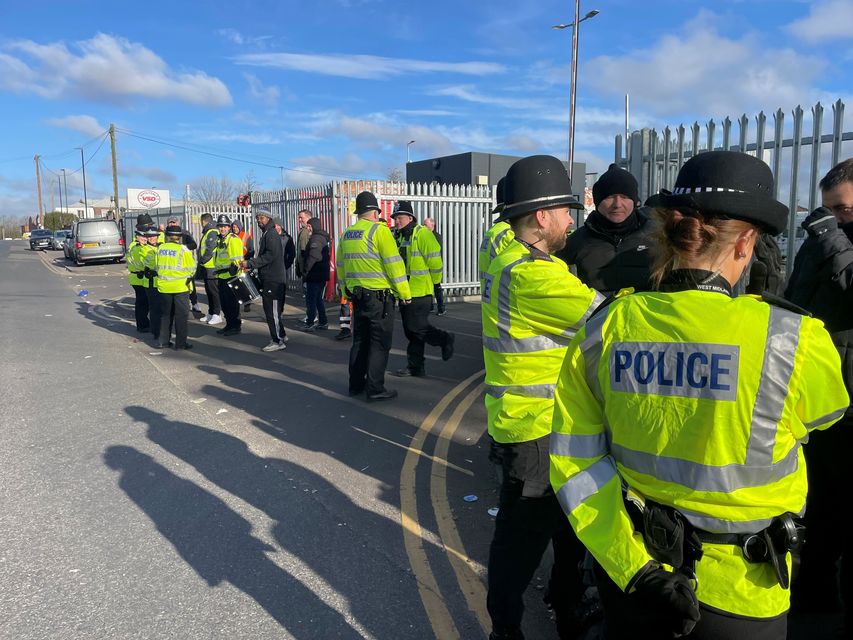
top-left (137, 190), bottom-right (161, 208)
top-left (237, 194), bottom-right (251, 207)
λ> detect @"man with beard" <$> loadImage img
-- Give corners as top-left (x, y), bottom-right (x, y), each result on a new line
top-left (243, 209), bottom-right (287, 352)
top-left (482, 155), bottom-right (605, 640)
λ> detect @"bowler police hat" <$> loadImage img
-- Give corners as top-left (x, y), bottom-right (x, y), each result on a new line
top-left (164, 224), bottom-right (182, 236)
top-left (645, 151), bottom-right (789, 235)
top-left (391, 200), bottom-right (415, 219)
top-left (491, 176), bottom-right (506, 216)
top-left (216, 214), bottom-right (232, 226)
top-left (498, 155), bottom-right (583, 222)
top-left (353, 191), bottom-right (381, 216)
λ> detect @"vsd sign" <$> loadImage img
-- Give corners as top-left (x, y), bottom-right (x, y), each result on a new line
top-left (127, 188), bottom-right (171, 210)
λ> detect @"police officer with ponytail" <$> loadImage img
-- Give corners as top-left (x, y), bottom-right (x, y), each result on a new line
top-left (550, 151), bottom-right (848, 639)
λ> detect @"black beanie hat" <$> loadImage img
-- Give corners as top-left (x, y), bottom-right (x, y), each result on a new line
top-left (593, 164), bottom-right (639, 207)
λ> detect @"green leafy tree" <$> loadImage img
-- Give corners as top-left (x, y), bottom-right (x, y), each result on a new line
top-left (43, 210), bottom-right (78, 231)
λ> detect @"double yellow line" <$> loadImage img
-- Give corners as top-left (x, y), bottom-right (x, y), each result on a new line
top-left (399, 370), bottom-right (490, 638)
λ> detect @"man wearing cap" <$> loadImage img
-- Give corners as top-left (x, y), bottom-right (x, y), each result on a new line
top-left (242, 208), bottom-right (287, 351)
top-left (389, 201), bottom-right (454, 377)
top-left (198, 213), bottom-right (223, 325)
top-left (483, 155), bottom-right (606, 640)
top-left (337, 191), bottom-right (412, 401)
top-left (479, 176), bottom-right (514, 281)
top-left (126, 226), bottom-right (150, 333)
top-left (213, 214), bottom-right (245, 336)
top-left (165, 215), bottom-right (201, 313)
top-left (555, 163), bottom-right (651, 295)
top-left (155, 224), bottom-right (197, 350)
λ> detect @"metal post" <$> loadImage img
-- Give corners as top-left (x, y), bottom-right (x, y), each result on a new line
top-left (567, 0), bottom-right (581, 185)
top-left (109, 124), bottom-right (120, 221)
top-left (61, 169), bottom-right (68, 217)
top-left (79, 147), bottom-right (89, 217)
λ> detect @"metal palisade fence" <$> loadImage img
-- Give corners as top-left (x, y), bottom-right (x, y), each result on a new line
top-left (615, 99), bottom-right (852, 275)
top-left (134, 181), bottom-right (495, 297)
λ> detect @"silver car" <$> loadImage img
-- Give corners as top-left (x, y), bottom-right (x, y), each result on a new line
top-left (51, 229), bottom-right (70, 250)
top-left (68, 218), bottom-right (125, 266)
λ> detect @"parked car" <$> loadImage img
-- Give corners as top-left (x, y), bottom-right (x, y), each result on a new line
top-left (67, 218), bottom-right (125, 266)
top-left (63, 233), bottom-right (75, 260)
top-left (29, 229), bottom-right (54, 251)
top-left (51, 229), bottom-right (70, 250)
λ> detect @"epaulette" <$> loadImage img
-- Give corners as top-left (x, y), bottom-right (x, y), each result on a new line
top-left (745, 292), bottom-right (812, 317)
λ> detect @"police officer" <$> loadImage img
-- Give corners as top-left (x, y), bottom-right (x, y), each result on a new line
top-left (141, 227), bottom-right (162, 343)
top-left (336, 191), bottom-right (412, 401)
top-left (389, 200), bottom-right (454, 377)
top-left (212, 214), bottom-right (244, 336)
top-left (550, 151), bottom-right (849, 639)
top-left (126, 226), bottom-right (150, 332)
top-left (155, 224), bottom-right (197, 350)
top-left (197, 212), bottom-right (223, 325)
top-left (479, 177), bottom-right (514, 281)
top-left (482, 155), bottom-right (605, 640)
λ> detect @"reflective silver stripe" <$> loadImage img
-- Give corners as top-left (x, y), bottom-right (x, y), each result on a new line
top-left (490, 228), bottom-right (510, 259)
top-left (158, 275), bottom-right (188, 281)
top-left (409, 251), bottom-right (422, 258)
top-left (745, 308), bottom-right (801, 467)
top-left (612, 441), bottom-right (800, 493)
top-left (347, 271), bottom-right (385, 279)
top-left (366, 224), bottom-right (379, 254)
top-left (344, 252), bottom-right (378, 260)
top-left (485, 383), bottom-right (555, 399)
top-left (804, 407), bottom-right (847, 430)
top-left (555, 456), bottom-right (618, 514)
top-left (581, 304), bottom-right (610, 404)
top-left (675, 505), bottom-right (775, 535)
top-left (482, 333), bottom-right (571, 353)
top-left (410, 269), bottom-right (430, 276)
top-left (424, 252), bottom-right (441, 258)
top-left (390, 274), bottom-right (408, 283)
top-left (550, 431), bottom-right (609, 459)
top-left (496, 257), bottom-right (531, 334)
top-left (429, 268), bottom-right (443, 273)
top-left (383, 255), bottom-right (403, 264)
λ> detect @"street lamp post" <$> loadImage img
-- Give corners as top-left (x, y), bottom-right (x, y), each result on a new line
top-left (77, 147), bottom-right (89, 217)
top-left (553, 6), bottom-right (600, 189)
top-left (407, 140), bottom-right (416, 164)
top-left (61, 169), bottom-right (69, 218)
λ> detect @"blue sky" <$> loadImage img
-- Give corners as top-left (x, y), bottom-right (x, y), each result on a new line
top-left (1, 0), bottom-right (851, 217)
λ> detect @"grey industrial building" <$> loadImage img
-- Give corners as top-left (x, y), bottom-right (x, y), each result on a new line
top-left (405, 151), bottom-right (586, 197)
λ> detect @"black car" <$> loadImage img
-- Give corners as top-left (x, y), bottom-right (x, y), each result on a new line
top-left (29, 229), bottom-right (54, 251)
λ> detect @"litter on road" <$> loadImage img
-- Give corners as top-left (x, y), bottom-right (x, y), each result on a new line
top-left (463, 494), bottom-right (478, 502)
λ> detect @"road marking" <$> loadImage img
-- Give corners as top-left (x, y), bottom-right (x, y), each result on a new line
top-left (351, 426), bottom-right (474, 477)
top-left (400, 369), bottom-right (483, 640)
top-left (431, 382), bottom-right (490, 633)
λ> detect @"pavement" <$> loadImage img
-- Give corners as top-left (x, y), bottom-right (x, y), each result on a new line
top-left (1, 241), bottom-right (843, 639)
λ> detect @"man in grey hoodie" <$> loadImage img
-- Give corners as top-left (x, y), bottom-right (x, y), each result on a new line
top-left (300, 217), bottom-right (331, 332)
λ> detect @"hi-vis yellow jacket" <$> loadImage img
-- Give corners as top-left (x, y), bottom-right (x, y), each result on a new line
top-left (482, 238), bottom-right (605, 444)
top-left (126, 240), bottom-right (146, 287)
top-left (141, 244), bottom-right (158, 288)
top-left (549, 289), bottom-right (848, 618)
top-left (213, 233), bottom-right (244, 280)
top-left (336, 218), bottom-right (411, 301)
top-left (478, 221), bottom-right (514, 280)
top-left (156, 241), bottom-right (197, 294)
top-left (397, 225), bottom-right (443, 298)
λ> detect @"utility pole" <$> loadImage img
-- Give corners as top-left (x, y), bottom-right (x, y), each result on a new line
top-left (61, 169), bottom-right (69, 218)
top-left (58, 176), bottom-right (63, 221)
top-left (78, 147), bottom-right (89, 217)
top-left (34, 155), bottom-right (44, 228)
top-left (109, 124), bottom-right (120, 221)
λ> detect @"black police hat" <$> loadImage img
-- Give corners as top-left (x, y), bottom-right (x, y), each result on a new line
top-left (216, 214), bottom-right (232, 226)
top-left (353, 191), bottom-right (381, 216)
top-left (498, 155), bottom-right (583, 222)
top-left (142, 227), bottom-right (159, 238)
top-left (492, 177), bottom-right (506, 216)
top-left (164, 224), bottom-right (182, 236)
top-left (645, 151), bottom-right (789, 235)
top-left (391, 200), bottom-right (415, 219)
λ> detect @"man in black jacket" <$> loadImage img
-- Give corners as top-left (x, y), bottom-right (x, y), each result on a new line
top-left (555, 163), bottom-right (651, 295)
top-left (785, 158), bottom-right (853, 630)
top-left (243, 208), bottom-right (287, 351)
top-left (300, 217), bottom-right (331, 332)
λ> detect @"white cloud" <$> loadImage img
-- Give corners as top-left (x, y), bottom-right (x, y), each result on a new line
top-left (234, 52), bottom-right (505, 80)
top-left (46, 114), bottom-right (105, 137)
top-left (283, 153), bottom-right (378, 185)
top-left (584, 12), bottom-right (826, 119)
top-left (121, 165), bottom-right (176, 185)
top-left (786, 0), bottom-right (853, 43)
top-left (244, 73), bottom-right (280, 107)
top-left (0, 33), bottom-right (232, 107)
top-left (218, 28), bottom-right (246, 45)
top-left (198, 132), bottom-right (282, 145)
top-left (217, 29), bottom-right (275, 48)
top-left (429, 85), bottom-right (536, 110)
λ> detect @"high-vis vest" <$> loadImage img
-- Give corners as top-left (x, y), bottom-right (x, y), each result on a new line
top-left (126, 241), bottom-right (147, 286)
top-left (200, 226), bottom-right (218, 269)
top-left (156, 242), bottom-right (197, 293)
top-left (478, 221), bottom-right (514, 280)
top-left (397, 225), bottom-right (443, 298)
top-left (142, 243), bottom-right (158, 288)
top-left (336, 218), bottom-right (412, 300)
top-left (213, 233), bottom-right (244, 280)
top-left (482, 238), bottom-right (605, 444)
top-left (549, 290), bottom-right (848, 618)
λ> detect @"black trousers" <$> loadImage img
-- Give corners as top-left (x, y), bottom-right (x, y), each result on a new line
top-left (218, 279), bottom-right (241, 330)
top-left (261, 280), bottom-right (286, 342)
top-left (594, 562), bottom-right (787, 639)
top-left (434, 283), bottom-right (445, 313)
top-left (487, 438), bottom-right (586, 639)
top-left (399, 294), bottom-right (450, 373)
top-left (203, 273), bottom-right (221, 315)
top-left (145, 286), bottom-right (162, 341)
top-left (348, 289), bottom-right (394, 395)
top-left (132, 284), bottom-right (150, 331)
top-left (158, 291), bottom-right (190, 347)
top-left (189, 278), bottom-right (198, 306)
top-left (793, 415), bottom-right (853, 615)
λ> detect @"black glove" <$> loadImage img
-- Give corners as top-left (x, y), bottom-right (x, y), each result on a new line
top-left (631, 566), bottom-right (700, 637)
top-left (803, 206), bottom-right (837, 237)
top-left (228, 263), bottom-right (239, 276)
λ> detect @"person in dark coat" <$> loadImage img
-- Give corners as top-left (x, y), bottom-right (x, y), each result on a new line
top-left (555, 163), bottom-right (651, 295)
top-left (785, 158), bottom-right (853, 633)
top-left (244, 209), bottom-right (287, 351)
top-left (300, 217), bottom-right (331, 332)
